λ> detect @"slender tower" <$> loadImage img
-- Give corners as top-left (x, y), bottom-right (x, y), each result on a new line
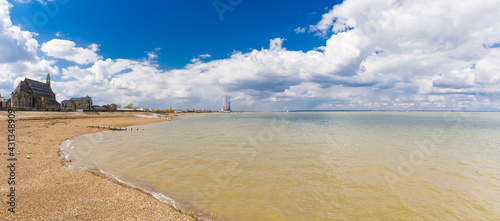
top-left (222, 95), bottom-right (232, 112)
top-left (46, 73), bottom-right (51, 87)
top-left (222, 96), bottom-right (226, 111)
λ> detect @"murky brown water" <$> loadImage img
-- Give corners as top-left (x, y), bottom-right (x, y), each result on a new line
top-left (60, 112), bottom-right (500, 220)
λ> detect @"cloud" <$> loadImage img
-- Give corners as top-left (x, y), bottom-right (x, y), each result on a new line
top-left (55, 58), bottom-right (178, 105)
top-left (301, 0), bottom-right (500, 110)
top-left (146, 48), bottom-right (162, 60)
top-left (0, 0), bottom-right (38, 63)
top-left (146, 51), bottom-right (158, 60)
top-left (12, 0), bottom-right (56, 4)
top-left (294, 27), bottom-right (305, 34)
top-left (11, 0), bottom-right (30, 3)
top-left (269, 38), bottom-right (285, 50)
top-left (190, 54), bottom-right (212, 63)
top-left (0, 0), bottom-right (59, 97)
top-left (2, 0), bottom-right (500, 111)
top-left (432, 69), bottom-right (474, 89)
top-left (41, 39), bottom-right (102, 65)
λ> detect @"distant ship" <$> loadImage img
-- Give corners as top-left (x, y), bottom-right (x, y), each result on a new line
top-left (220, 95), bottom-right (232, 113)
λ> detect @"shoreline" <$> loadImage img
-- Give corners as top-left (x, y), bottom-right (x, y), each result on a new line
top-left (0, 111), bottom-right (213, 220)
top-left (84, 168), bottom-right (217, 221)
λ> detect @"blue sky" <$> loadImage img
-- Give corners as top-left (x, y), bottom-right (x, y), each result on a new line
top-left (9, 0), bottom-right (332, 69)
top-left (1, 0), bottom-right (500, 111)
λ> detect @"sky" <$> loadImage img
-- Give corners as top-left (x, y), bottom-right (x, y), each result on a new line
top-left (1, 0), bottom-right (500, 111)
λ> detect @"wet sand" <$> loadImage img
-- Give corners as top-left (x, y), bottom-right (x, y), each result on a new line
top-left (0, 111), bottom-right (209, 220)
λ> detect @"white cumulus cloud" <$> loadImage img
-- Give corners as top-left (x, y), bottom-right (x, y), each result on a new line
top-left (2, 0), bottom-right (500, 111)
top-left (0, 0), bottom-right (59, 97)
top-left (0, 0), bottom-right (38, 63)
top-left (41, 39), bottom-right (102, 65)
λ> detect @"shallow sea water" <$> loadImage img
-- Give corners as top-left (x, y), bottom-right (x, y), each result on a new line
top-left (60, 112), bottom-right (500, 220)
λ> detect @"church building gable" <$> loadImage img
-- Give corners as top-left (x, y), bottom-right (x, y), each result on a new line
top-left (10, 74), bottom-right (60, 109)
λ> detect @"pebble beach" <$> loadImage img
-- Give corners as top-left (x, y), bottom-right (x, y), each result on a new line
top-left (0, 111), bottom-right (204, 220)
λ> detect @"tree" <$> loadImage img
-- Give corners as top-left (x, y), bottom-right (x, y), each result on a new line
top-left (123, 103), bottom-right (134, 109)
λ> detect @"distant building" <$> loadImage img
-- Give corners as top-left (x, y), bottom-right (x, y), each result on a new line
top-left (10, 74), bottom-right (60, 109)
top-left (92, 105), bottom-right (107, 111)
top-left (116, 108), bottom-right (136, 111)
top-left (61, 100), bottom-right (73, 108)
top-left (0, 94), bottom-right (7, 108)
top-left (107, 104), bottom-right (118, 111)
top-left (92, 104), bottom-right (117, 111)
top-left (221, 95), bottom-right (232, 113)
top-left (61, 96), bottom-right (93, 111)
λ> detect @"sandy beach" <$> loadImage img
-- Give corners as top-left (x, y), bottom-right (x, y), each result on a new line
top-left (0, 111), bottom-right (208, 220)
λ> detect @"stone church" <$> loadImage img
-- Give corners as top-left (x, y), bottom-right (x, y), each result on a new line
top-left (10, 74), bottom-right (60, 109)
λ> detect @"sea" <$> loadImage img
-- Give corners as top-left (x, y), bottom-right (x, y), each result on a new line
top-left (59, 112), bottom-right (500, 220)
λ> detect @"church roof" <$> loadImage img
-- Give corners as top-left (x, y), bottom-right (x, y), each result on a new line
top-left (25, 78), bottom-right (56, 99)
top-left (14, 80), bottom-right (30, 94)
top-left (35, 97), bottom-right (60, 105)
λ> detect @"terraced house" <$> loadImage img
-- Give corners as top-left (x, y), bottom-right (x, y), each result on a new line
top-left (61, 96), bottom-right (93, 111)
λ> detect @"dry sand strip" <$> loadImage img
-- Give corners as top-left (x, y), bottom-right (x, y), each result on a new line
top-left (0, 111), bottom-right (208, 220)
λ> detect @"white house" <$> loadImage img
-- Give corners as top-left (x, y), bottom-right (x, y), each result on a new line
top-left (0, 94), bottom-right (7, 108)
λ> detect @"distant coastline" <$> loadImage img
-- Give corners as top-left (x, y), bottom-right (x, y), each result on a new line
top-left (283, 110), bottom-right (500, 112)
